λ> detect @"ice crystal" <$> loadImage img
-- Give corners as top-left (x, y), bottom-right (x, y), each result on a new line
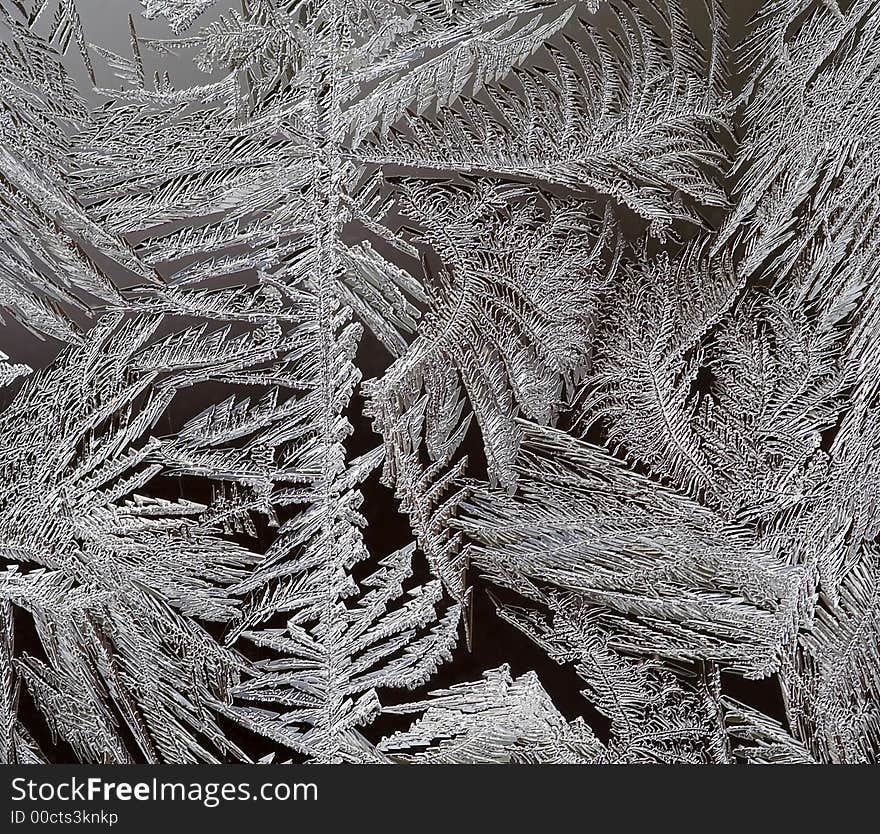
top-left (0, 0), bottom-right (877, 764)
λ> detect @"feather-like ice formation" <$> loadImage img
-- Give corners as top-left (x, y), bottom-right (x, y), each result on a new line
top-left (0, 0), bottom-right (877, 764)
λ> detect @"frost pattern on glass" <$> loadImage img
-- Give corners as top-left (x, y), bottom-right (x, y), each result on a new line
top-left (0, 0), bottom-right (877, 764)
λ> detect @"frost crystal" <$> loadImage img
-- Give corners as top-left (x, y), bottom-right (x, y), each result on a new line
top-left (0, 0), bottom-right (877, 764)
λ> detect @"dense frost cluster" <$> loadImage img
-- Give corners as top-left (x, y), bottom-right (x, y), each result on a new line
top-left (0, 0), bottom-right (878, 763)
